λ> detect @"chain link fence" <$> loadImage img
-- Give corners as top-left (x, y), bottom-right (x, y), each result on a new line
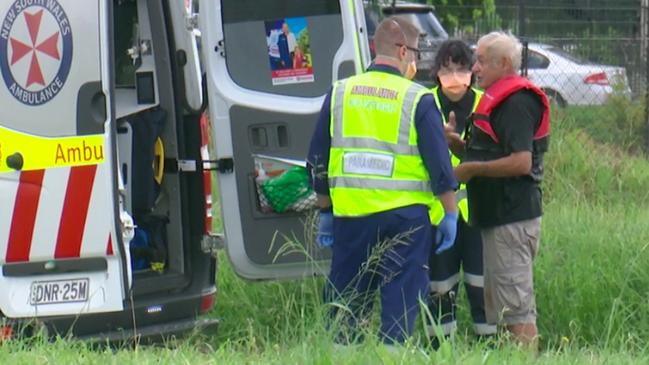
top-left (416, 0), bottom-right (649, 151)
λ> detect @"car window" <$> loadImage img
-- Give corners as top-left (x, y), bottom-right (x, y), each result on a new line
top-left (415, 11), bottom-right (447, 38)
top-left (547, 46), bottom-right (588, 65)
top-left (364, 8), bottom-right (379, 36)
top-left (527, 50), bottom-right (550, 69)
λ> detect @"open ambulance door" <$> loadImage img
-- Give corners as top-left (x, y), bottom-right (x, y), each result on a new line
top-left (199, 0), bottom-right (370, 279)
top-left (0, 0), bottom-right (130, 317)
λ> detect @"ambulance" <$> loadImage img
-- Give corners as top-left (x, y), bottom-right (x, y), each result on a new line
top-left (0, 0), bottom-right (370, 341)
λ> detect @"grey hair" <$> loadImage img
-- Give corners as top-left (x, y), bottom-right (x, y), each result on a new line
top-left (477, 31), bottom-right (522, 71)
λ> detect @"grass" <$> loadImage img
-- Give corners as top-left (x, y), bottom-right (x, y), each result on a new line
top-left (3, 97), bottom-right (649, 363)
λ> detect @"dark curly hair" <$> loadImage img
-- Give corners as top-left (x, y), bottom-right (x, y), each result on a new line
top-left (431, 39), bottom-right (475, 85)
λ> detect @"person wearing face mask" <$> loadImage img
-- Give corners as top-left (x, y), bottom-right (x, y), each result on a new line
top-left (425, 40), bottom-right (497, 348)
top-left (307, 16), bottom-right (458, 345)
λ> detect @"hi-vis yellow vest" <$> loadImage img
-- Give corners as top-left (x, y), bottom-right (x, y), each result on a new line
top-left (429, 86), bottom-right (483, 224)
top-left (328, 71), bottom-right (436, 217)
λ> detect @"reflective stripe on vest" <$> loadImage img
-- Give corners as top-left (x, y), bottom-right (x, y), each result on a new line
top-left (428, 87), bottom-right (482, 224)
top-left (328, 72), bottom-right (435, 217)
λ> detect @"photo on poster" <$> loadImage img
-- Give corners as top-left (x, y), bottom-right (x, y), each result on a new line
top-left (265, 17), bottom-right (314, 86)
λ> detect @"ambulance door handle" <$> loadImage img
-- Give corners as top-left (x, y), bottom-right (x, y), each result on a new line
top-left (276, 125), bottom-right (288, 148)
top-left (6, 152), bottom-right (24, 171)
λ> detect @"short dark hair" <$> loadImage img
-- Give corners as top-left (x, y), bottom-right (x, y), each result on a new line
top-left (432, 39), bottom-right (475, 84)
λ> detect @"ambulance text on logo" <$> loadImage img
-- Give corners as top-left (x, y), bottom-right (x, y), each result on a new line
top-left (0, 0), bottom-right (73, 106)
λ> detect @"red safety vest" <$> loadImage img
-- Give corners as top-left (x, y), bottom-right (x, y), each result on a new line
top-left (472, 74), bottom-right (550, 143)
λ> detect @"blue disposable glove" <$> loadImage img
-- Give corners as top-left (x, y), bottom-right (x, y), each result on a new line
top-left (316, 211), bottom-right (334, 248)
top-left (435, 212), bottom-right (458, 254)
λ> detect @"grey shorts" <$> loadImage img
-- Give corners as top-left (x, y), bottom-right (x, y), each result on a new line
top-left (481, 217), bottom-right (541, 325)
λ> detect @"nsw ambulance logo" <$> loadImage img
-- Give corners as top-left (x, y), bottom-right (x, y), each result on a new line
top-left (0, 0), bottom-right (73, 106)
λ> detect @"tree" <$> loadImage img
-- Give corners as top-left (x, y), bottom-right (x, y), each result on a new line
top-left (426, 0), bottom-right (502, 36)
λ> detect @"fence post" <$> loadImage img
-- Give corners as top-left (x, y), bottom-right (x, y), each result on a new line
top-left (644, 0), bottom-right (649, 151)
top-left (519, 0), bottom-right (527, 76)
top-left (518, 0), bottom-right (526, 39)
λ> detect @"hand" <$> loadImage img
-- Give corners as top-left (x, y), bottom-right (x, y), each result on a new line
top-left (435, 212), bottom-right (458, 254)
top-left (444, 111), bottom-right (464, 148)
top-left (454, 162), bottom-right (478, 183)
top-left (316, 211), bottom-right (334, 248)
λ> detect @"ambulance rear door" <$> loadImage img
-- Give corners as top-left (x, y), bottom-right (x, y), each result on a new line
top-left (199, 0), bottom-right (369, 279)
top-left (0, 0), bottom-right (129, 317)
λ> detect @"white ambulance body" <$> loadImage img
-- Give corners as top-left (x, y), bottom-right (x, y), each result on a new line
top-left (0, 0), bottom-right (369, 340)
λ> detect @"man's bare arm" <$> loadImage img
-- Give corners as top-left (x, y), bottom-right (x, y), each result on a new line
top-left (454, 151), bottom-right (532, 183)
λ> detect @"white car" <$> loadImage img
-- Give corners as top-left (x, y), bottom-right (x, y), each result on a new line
top-left (526, 43), bottom-right (630, 106)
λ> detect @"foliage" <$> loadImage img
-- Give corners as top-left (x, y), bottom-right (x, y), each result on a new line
top-left (552, 94), bottom-right (647, 156)
top-left (426, 0), bottom-right (502, 36)
top-left (369, 0), bottom-right (503, 36)
top-left (532, 27), bottom-right (633, 66)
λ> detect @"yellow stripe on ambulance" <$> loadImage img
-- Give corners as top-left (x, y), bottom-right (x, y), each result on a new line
top-left (0, 125), bottom-right (104, 173)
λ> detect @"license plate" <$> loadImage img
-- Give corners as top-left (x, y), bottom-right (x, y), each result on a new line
top-left (30, 278), bottom-right (89, 305)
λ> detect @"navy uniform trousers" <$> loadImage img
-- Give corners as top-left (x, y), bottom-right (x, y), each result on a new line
top-left (325, 204), bottom-right (432, 344)
top-left (427, 218), bottom-right (496, 337)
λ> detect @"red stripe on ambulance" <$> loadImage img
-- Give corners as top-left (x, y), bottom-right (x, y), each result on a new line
top-left (200, 113), bottom-right (213, 234)
top-left (106, 235), bottom-right (113, 256)
top-left (6, 170), bottom-right (45, 263)
top-left (54, 165), bottom-right (97, 258)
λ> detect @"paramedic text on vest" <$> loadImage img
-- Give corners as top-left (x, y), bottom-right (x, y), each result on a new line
top-left (456, 31), bottom-right (550, 350)
top-left (307, 17), bottom-right (458, 345)
top-left (426, 40), bottom-right (496, 348)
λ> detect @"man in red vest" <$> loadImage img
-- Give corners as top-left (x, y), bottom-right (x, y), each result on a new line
top-left (449, 31), bottom-right (550, 349)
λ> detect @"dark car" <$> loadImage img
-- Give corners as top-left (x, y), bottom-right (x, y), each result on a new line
top-left (364, 1), bottom-right (449, 86)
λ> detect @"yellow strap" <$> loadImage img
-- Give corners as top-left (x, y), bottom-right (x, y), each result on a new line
top-left (153, 137), bottom-right (165, 184)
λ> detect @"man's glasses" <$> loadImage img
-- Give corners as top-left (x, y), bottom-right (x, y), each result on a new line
top-left (395, 43), bottom-right (421, 60)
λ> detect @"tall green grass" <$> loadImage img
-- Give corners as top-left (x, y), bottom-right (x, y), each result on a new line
top-left (212, 98), bottom-right (649, 356)
top-left (193, 97), bottom-right (649, 361)
top-left (3, 97), bottom-right (649, 363)
top-left (537, 111), bottom-right (649, 350)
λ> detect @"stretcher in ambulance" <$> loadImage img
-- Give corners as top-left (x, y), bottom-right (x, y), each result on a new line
top-left (0, 0), bottom-right (369, 340)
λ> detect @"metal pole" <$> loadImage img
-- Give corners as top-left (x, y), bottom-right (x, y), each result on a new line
top-left (519, 0), bottom-right (527, 76)
top-left (644, 0), bottom-right (649, 151)
top-left (518, 0), bottom-right (526, 39)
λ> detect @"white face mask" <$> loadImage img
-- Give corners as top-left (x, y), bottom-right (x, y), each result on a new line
top-left (439, 72), bottom-right (472, 95)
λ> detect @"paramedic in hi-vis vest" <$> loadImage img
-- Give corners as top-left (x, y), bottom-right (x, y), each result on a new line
top-left (453, 31), bottom-right (550, 349)
top-left (307, 17), bottom-right (458, 345)
top-left (426, 40), bottom-right (497, 347)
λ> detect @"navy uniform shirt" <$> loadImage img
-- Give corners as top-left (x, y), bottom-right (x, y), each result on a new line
top-left (307, 64), bottom-right (457, 213)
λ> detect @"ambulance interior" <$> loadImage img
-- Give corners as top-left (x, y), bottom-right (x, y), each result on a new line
top-left (110, 0), bottom-right (362, 282)
top-left (112, 0), bottom-right (191, 290)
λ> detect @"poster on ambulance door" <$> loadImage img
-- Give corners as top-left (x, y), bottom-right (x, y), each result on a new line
top-left (265, 17), bottom-right (314, 86)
